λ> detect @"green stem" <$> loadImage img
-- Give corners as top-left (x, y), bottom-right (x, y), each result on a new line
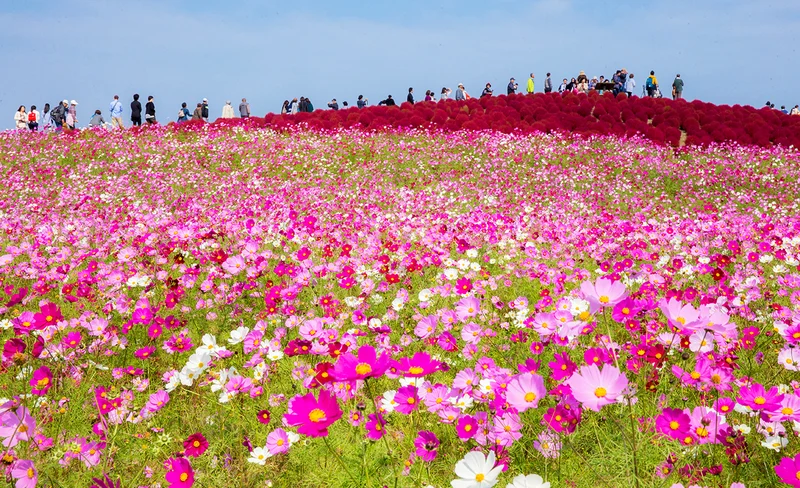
top-left (322, 435), bottom-right (359, 485)
top-left (364, 378), bottom-right (401, 488)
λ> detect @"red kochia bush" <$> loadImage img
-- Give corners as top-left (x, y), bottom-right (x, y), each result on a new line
top-left (242, 93), bottom-right (800, 149)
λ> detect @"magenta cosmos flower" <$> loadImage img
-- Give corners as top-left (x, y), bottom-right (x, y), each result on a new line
top-left (580, 277), bottom-right (628, 309)
top-left (11, 459), bottom-right (37, 488)
top-left (393, 351), bottom-right (447, 377)
top-left (414, 431), bottom-right (440, 461)
top-left (332, 344), bottom-right (390, 381)
top-left (183, 433), bottom-right (208, 457)
top-left (776, 452), bottom-right (800, 487)
top-left (165, 457), bottom-right (194, 488)
top-left (394, 385), bottom-right (420, 414)
top-left (30, 366), bottom-right (52, 396)
top-left (284, 389), bottom-right (343, 437)
top-left (738, 383), bottom-right (784, 412)
top-left (655, 407), bottom-right (691, 441)
top-left (506, 372), bottom-right (546, 412)
top-left (564, 364), bottom-right (629, 412)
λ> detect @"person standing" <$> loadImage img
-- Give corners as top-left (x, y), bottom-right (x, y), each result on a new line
top-left (791, 105), bottom-right (800, 115)
top-left (239, 98), bottom-right (250, 118)
top-left (357, 95), bottom-right (368, 108)
top-left (14, 106), bottom-right (27, 130)
top-left (201, 99), bottom-right (209, 122)
top-left (221, 101), bottom-right (235, 118)
top-left (646, 71), bottom-right (658, 97)
top-left (28, 105), bottom-right (40, 131)
top-left (481, 83), bottom-right (493, 97)
top-left (455, 83), bottom-right (466, 101)
top-left (66, 100), bottom-right (78, 130)
top-left (672, 74), bottom-right (684, 100)
top-left (145, 96), bottom-right (156, 124)
top-left (625, 74), bottom-right (636, 97)
top-left (131, 94), bottom-right (142, 126)
top-left (507, 77), bottom-right (518, 95)
top-left (51, 100), bottom-right (68, 130)
top-left (544, 73), bottom-right (553, 93)
top-left (327, 99), bottom-right (339, 110)
top-left (41, 103), bottom-right (52, 130)
top-left (192, 103), bottom-right (203, 120)
top-left (527, 73), bottom-right (535, 95)
top-left (441, 87), bottom-right (452, 100)
top-left (178, 102), bottom-right (191, 123)
top-left (407, 87), bottom-right (414, 104)
top-left (109, 95), bottom-right (124, 128)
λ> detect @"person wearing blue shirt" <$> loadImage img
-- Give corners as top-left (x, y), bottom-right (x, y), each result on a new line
top-left (178, 102), bottom-right (191, 123)
top-left (109, 95), bottom-right (124, 128)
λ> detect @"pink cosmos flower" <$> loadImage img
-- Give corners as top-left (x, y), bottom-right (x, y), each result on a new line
top-left (580, 277), bottom-right (628, 309)
top-left (30, 366), bottom-right (52, 395)
top-left (655, 407), bottom-right (691, 440)
top-left (165, 457), bottom-right (194, 488)
top-left (394, 385), bottom-right (420, 415)
top-left (505, 372), bottom-right (546, 412)
top-left (266, 428), bottom-right (292, 455)
top-left (221, 255), bottom-right (246, 275)
top-left (11, 459), bottom-right (37, 488)
top-left (332, 344), bottom-right (390, 381)
top-left (365, 412), bottom-right (386, 440)
top-left (393, 351), bottom-right (446, 377)
top-left (455, 297), bottom-right (481, 322)
top-left (61, 331), bottom-right (82, 349)
top-left (284, 389), bottom-right (343, 437)
top-left (34, 302), bottom-right (62, 329)
top-left (183, 433), bottom-right (208, 457)
top-left (658, 298), bottom-right (701, 330)
top-left (144, 390), bottom-right (170, 413)
top-left (455, 277), bottom-right (472, 294)
top-left (414, 431), bottom-right (439, 462)
top-left (456, 415), bottom-right (478, 440)
top-left (564, 364), bottom-right (629, 412)
top-left (135, 346), bottom-right (156, 360)
top-left (776, 451), bottom-right (800, 487)
top-left (738, 383), bottom-right (784, 412)
top-left (0, 406), bottom-right (36, 447)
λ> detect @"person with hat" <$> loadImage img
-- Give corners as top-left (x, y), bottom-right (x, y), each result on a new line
top-left (221, 101), bottom-right (236, 119)
top-left (507, 78), bottom-right (518, 95)
top-left (455, 83), bottom-right (466, 101)
top-left (481, 83), bottom-right (493, 98)
top-left (526, 73), bottom-right (535, 95)
top-left (109, 95), bottom-right (124, 128)
top-left (201, 98), bottom-right (209, 122)
top-left (145, 96), bottom-right (156, 124)
top-left (66, 100), bottom-right (78, 130)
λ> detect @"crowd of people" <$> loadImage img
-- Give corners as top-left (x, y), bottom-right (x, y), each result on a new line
top-left (14, 95), bottom-right (252, 131)
top-left (10, 70), bottom-right (799, 131)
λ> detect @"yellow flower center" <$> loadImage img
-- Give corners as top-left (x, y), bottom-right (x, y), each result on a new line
top-left (754, 396), bottom-right (766, 405)
top-left (193, 440), bottom-right (200, 447)
top-left (27, 468), bottom-right (34, 478)
top-left (475, 474), bottom-right (485, 482)
top-left (46, 315), bottom-right (53, 322)
top-left (180, 473), bottom-right (188, 482)
top-left (464, 424), bottom-right (472, 432)
top-left (355, 363), bottom-right (372, 375)
top-left (408, 366), bottom-right (424, 375)
top-left (594, 387), bottom-right (607, 398)
top-left (18, 425), bottom-right (28, 433)
top-left (669, 421), bottom-right (679, 430)
top-left (277, 439), bottom-right (284, 446)
top-left (696, 427), bottom-right (708, 438)
top-left (622, 307), bottom-right (630, 315)
top-left (524, 392), bottom-right (537, 402)
top-left (308, 408), bottom-right (326, 423)
top-left (783, 407), bottom-right (794, 415)
top-left (689, 371), bottom-right (700, 380)
top-left (599, 296), bottom-right (609, 304)
top-left (407, 397), bottom-right (416, 404)
top-left (677, 317), bottom-right (686, 325)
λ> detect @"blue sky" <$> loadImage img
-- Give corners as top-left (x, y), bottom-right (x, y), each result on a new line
top-left (0, 0), bottom-right (798, 129)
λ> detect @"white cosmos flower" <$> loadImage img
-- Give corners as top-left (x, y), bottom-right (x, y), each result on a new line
top-left (185, 351), bottom-right (212, 374)
top-left (248, 446), bottom-right (272, 465)
top-left (506, 474), bottom-right (551, 488)
top-left (444, 268), bottom-right (459, 280)
top-left (761, 435), bottom-right (788, 452)
top-left (418, 289), bottom-right (433, 302)
top-left (267, 349), bottom-right (284, 362)
top-left (380, 390), bottom-right (398, 413)
top-left (200, 334), bottom-right (222, 356)
top-left (287, 431), bottom-right (300, 445)
top-left (228, 326), bottom-right (250, 345)
top-left (451, 450), bottom-right (503, 488)
top-left (466, 249), bottom-right (478, 259)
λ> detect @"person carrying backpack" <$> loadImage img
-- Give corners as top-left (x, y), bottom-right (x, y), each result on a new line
top-left (51, 100), bottom-right (68, 130)
top-left (646, 71), bottom-right (658, 97)
top-left (177, 102), bottom-right (191, 123)
top-left (27, 105), bottom-right (40, 131)
top-left (201, 99), bottom-right (209, 121)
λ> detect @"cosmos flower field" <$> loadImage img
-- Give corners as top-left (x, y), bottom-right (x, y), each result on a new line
top-left (2, 121), bottom-right (800, 488)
